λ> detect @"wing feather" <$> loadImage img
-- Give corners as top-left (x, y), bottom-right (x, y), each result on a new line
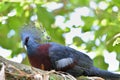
top-left (49, 42), bottom-right (93, 70)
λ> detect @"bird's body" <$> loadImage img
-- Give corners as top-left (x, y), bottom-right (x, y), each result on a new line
top-left (21, 24), bottom-right (120, 79)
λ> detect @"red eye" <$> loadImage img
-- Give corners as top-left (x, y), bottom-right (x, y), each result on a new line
top-left (25, 37), bottom-right (29, 45)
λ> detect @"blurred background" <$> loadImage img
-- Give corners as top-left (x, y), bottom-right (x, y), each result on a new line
top-left (0, 0), bottom-right (120, 72)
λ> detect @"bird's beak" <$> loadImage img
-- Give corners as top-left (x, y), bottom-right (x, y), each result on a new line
top-left (21, 39), bottom-right (27, 51)
top-left (22, 41), bottom-right (27, 50)
top-left (24, 45), bottom-right (27, 50)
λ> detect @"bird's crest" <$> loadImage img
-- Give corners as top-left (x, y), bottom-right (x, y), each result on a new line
top-left (20, 23), bottom-right (50, 43)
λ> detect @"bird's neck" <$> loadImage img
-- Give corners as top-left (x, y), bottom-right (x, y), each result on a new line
top-left (26, 40), bottom-right (40, 55)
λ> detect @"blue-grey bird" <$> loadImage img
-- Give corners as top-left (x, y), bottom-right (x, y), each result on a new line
top-left (20, 24), bottom-right (120, 80)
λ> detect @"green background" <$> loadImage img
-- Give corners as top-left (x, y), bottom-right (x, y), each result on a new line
top-left (0, 0), bottom-right (120, 72)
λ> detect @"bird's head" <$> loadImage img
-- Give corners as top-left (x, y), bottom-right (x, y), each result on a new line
top-left (20, 24), bottom-right (47, 47)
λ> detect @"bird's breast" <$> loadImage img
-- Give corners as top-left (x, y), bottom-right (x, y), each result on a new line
top-left (28, 44), bottom-right (53, 70)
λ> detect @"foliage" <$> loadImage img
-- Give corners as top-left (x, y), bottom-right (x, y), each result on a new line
top-left (0, 0), bottom-right (120, 71)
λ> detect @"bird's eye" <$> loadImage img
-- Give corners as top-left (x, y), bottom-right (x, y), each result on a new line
top-left (25, 37), bottom-right (29, 45)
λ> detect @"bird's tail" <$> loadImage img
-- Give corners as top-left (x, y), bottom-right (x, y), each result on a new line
top-left (86, 67), bottom-right (120, 80)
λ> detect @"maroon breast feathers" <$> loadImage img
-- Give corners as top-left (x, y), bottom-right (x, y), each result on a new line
top-left (28, 44), bottom-right (52, 70)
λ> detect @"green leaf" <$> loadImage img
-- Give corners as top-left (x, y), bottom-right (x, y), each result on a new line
top-left (0, 2), bottom-right (12, 13)
top-left (107, 41), bottom-right (120, 53)
top-left (7, 16), bottom-right (24, 30)
top-left (50, 27), bottom-right (65, 44)
top-left (81, 16), bottom-right (95, 32)
top-left (112, 0), bottom-right (120, 7)
top-left (94, 55), bottom-right (108, 70)
top-left (0, 25), bottom-right (9, 48)
top-left (113, 38), bottom-right (120, 46)
top-left (64, 27), bottom-right (70, 33)
top-left (73, 36), bottom-right (83, 46)
top-left (36, 5), bottom-right (55, 28)
top-left (116, 53), bottom-right (120, 61)
top-left (70, 0), bottom-right (89, 6)
top-left (85, 41), bottom-right (96, 52)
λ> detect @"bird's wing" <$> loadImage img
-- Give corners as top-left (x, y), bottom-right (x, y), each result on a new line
top-left (48, 42), bottom-right (93, 70)
top-left (48, 42), bottom-right (74, 69)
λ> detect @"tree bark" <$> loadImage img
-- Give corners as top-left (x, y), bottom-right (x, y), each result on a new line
top-left (0, 56), bottom-right (104, 80)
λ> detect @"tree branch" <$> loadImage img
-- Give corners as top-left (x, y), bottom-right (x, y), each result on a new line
top-left (0, 56), bottom-right (104, 80)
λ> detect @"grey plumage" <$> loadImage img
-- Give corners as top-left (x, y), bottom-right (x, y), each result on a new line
top-left (49, 42), bottom-right (120, 79)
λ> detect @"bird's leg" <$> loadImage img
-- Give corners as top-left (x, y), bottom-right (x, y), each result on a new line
top-left (40, 64), bottom-right (45, 70)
